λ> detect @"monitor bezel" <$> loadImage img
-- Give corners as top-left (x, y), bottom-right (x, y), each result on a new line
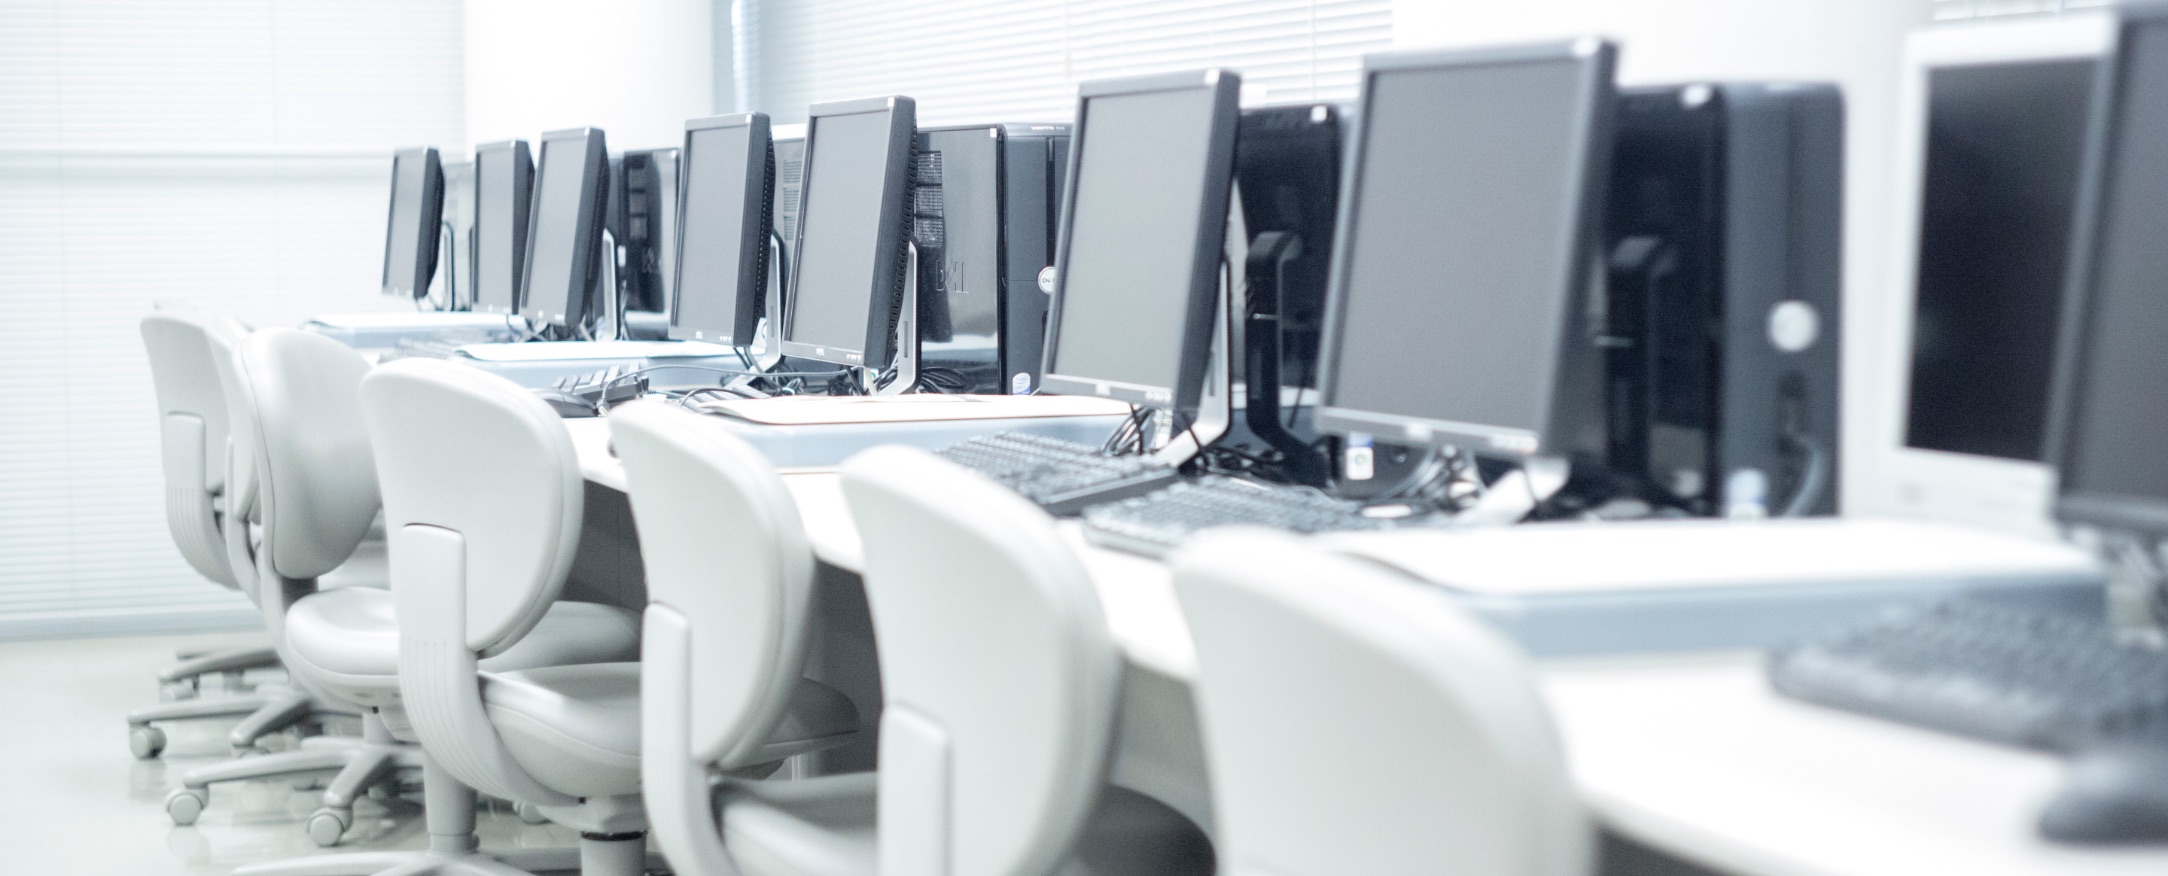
top-left (670, 113), bottom-right (772, 347)
top-left (780, 95), bottom-right (917, 369)
top-left (1038, 68), bottom-right (1242, 412)
top-left (471, 139), bottom-right (533, 316)
top-left (2047, 5), bottom-right (2168, 535)
top-left (1869, 16), bottom-right (2109, 535)
top-left (518, 127), bottom-right (610, 330)
top-left (1311, 39), bottom-right (1618, 459)
top-left (381, 146), bottom-right (444, 300)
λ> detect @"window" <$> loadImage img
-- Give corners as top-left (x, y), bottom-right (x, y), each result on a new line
top-left (0, 0), bottom-right (463, 637)
top-left (1932, 0), bottom-right (2112, 22)
top-left (736, 0), bottom-right (1394, 124)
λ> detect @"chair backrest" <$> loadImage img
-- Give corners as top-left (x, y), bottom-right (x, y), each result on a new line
top-left (840, 445), bottom-right (1121, 876)
top-left (1169, 530), bottom-right (1593, 876)
top-left (232, 329), bottom-right (382, 582)
top-left (611, 400), bottom-right (818, 768)
top-left (141, 309), bottom-right (233, 494)
top-left (202, 315), bottom-right (256, 524)
top-left (358, 358), bottom-right (583, 656)
top-left (141, 310), bottom-right (242, 588)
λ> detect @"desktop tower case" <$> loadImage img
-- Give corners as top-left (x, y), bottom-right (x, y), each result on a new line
top-left (766, 136), bottom-right (805, 353)
top-left (615, 148), bottom-right (681, 315)
top-left (912, 123), bottom-right (1071, 394)
top-left (1605, 83), bottom-right (1844, 517)
top-left (442, 160), bottom-right (475, 308)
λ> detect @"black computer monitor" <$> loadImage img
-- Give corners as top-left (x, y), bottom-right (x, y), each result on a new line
top-left (671, 114), bottom-right (773, 347)
top-left (473, 140), bottom-right (534, 315)
top-left (1235, 103), bottom-right (1342, 391)
top-left (783, 97), bottom-right (917, 368)
top-left (1907, 59), bottom-right (2095, 464)
top-left (1040, 70), bottom-right (1242, 412)
top-left (381, 147), bottom-right (444, 300)
top-left (2050, 8), bottom-right (2168, 535)
top-left (520, 128), bottom-right (611, 331)
top-left (1315, 40), bottom-right (1617, 459)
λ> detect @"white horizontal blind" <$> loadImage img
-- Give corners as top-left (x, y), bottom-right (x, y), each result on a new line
top-left (0, 0), bottom-right (463, 639)
top-left (1932, 0), bottom-right (2113, 21)
top-left (742, 0), bottom-right (1393, 125)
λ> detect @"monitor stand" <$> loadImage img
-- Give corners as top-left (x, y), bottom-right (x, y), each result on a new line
top-left (1144, 248), bottom-right (1237, 467)
top-left (865, 242), bottom-right (921, 396)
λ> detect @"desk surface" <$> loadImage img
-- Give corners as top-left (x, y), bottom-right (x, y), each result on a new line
top-left (561, 413), bottom-right (2168, 876)
top-left (566, 417), bottom-right (1200, 679)
top-left (1545, 654), bottom-right (2168, 876)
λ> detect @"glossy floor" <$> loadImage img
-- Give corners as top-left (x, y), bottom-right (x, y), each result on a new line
top-left (0, 631), bottom-right (581, 874)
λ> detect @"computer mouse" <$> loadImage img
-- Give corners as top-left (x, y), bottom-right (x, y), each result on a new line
top-left (531, 388), bottom-right (599, 419)
top-left (2039, 743), bottom-right (2168, 844)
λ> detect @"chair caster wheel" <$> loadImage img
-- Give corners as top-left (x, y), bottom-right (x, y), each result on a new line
top-left (130, 725), bottom-right (167, 760)
top-left (166, 787), bottom-right (207, 826)
top-left (306, 808), bottom-right (350, 847)
top-left (515, 800), bottom-right (549, 825)
top-left (160, 678), bottom-right (200, 701)
top-left (220, 670), bottom-right (250, 692)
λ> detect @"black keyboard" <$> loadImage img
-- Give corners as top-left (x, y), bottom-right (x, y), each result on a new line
top-left (552, 365), bottom-right (648, 406)
top-left (1080, 475), bottom-right (1442, 557)
top-left (384, 332), bottom-right (504, 361)
top-left (936, 432), bottom-right (1180, 516)
top-left (1770, 598), bottom-right (2168, 752)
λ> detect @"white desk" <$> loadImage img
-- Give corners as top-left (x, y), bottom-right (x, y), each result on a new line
top-left (1545, 653), bottom-right (2168, 876)
top-left (563, 414), bottom-right (2168, 876)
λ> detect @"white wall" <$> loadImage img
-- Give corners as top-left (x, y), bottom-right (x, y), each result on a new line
top-left (464, 0), bottom-right (716, 152)
top-left (0, 0), bottom-right (465, 638)
top-left (1393, 0), bottom-right (1936, 513)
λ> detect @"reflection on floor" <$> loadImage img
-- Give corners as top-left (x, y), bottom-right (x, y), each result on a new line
top-left (0, 631), bottom-right (584, 874)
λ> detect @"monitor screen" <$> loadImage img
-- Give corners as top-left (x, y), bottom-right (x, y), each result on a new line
top-left (1320, 45), bottom-right (1611, 455)
top-left (785, 100), bottom-right (913, 365)
top-left (521, 129), bottom-right (607, 328)
top-left (1904, 60), bottom-right (2094, 463)
top-left (2056, 17), bottom-right (2168, 529)
top-left (381, 147), bottom-right (441, 299)
top-left (474, 141), bottom-right (531, 315)
top-left (672, 117), bottom-right (769, 345)
top-left (1044, 75), bottom-right (1238, 407)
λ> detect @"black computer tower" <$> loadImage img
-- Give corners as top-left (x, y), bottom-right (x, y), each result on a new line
top-left (911, 123), bottom-right (1070, 394)
top-left (441, 160), bottom-right (474, 308)
top-left (1605, 83), bottom-right (1844, 516)
top-left (616, 148), bottom-right (680, 315)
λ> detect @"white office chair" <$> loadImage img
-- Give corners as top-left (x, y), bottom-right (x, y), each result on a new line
top-left (833, 445), bottom-right (1216, 876)
top-left (608, 400), bottom-right (866, 876)
top-left (353, 358), bottom-right (653, 875)
top-left (127, 310), bottom-right (285, 758)
top-left (181, 330), bottom-right (642, 855)
top-left (1169, 529), bottom-right (1593, 876)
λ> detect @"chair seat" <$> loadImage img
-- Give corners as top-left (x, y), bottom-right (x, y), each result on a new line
top-left (285, 588), bottom-right (639, 695)
top-left (720, 773), bottom-right (879, 876)
top-left (742, 678), bottom-right (862, 766)
top-left (719, 778), bottom-right (1211, 876)
top-left (484, 661), bottom-right (645, 797)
